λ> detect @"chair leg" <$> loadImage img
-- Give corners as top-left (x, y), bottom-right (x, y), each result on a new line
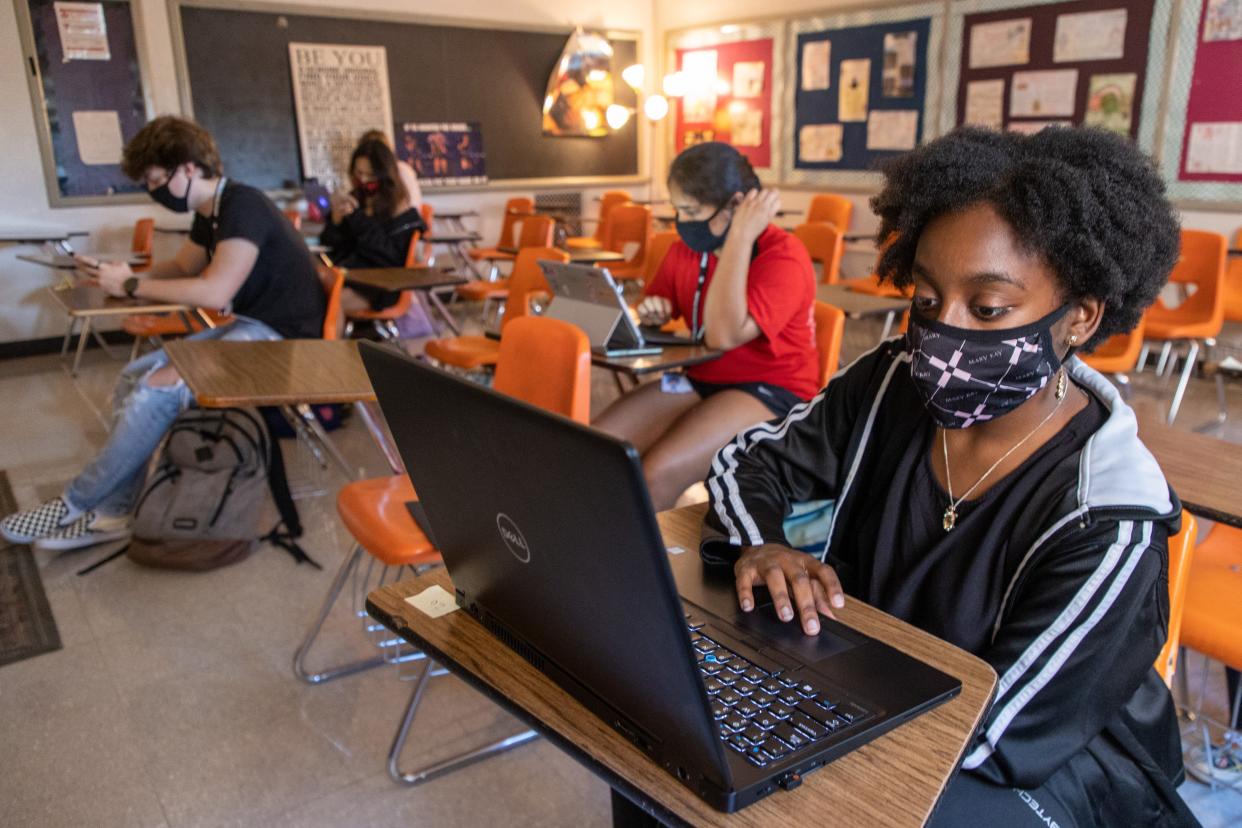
top-left (61, 317), bottom-right (79, 359)
top-left (71, 317), bottom-right (92, 376)
top-left (387, 658), bottom-right (539, 786)
top-left (293, 544), bottom-right (391, 684)
top-left (1167, 340), bottom-right (1199, 425)
top-left (1136, 342), bottom-right (1150, 373)
top-left (1155, 341), bottom-right (1174, 376)
top-left (129, 335), bottom-right (143, 363)
top-left (1216, 373), bottom-right (1229, 424)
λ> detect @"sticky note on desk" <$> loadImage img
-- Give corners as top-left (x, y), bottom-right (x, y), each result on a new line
top-left (405, 585), bottom-right (459, 618)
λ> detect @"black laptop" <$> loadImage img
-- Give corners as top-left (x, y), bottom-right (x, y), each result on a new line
top-left (360, 344), bottom-right (961, 812)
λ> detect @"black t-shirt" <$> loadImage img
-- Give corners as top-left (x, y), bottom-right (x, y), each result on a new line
top-left (189, 180), bottom-right (325, 339)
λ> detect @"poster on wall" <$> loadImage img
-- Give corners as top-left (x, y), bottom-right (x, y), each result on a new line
top-left (673, 35), bottom-right (776, 170)
top-left (882, 31), bottom-right (917, 97)
top-left (53, 1), bottom-right (109, 60)
top-left (1052, 9), bottom-right (1128, 63)
top-left (1203, 0), bottom-right (1242, 41)
top-left (1083, 73), bottom-right (1136, 134)
top-left (288, 42), bottom-right (393, 186)
top-left (802, 40), bottom-right (831, 90)
top-left (969, 18), bottom-right (1031, 68)
top-left (541, 30), bottom-right (615, 137)
top-left (397, 122), bottom-right (487, 186)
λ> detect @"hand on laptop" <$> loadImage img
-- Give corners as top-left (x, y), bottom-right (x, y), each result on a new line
top-left (734, 543), bottom-right (844, 636)
top-left (636, 295), bottom-right (672, 326)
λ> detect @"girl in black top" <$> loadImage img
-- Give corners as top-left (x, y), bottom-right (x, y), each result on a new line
top-left (322, 138), bottom-right (426, 312)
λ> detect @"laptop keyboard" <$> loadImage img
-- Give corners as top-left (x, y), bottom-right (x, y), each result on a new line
top-left (686, 613), bottom-right (871, 769)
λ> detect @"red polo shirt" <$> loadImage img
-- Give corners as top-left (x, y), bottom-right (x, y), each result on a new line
top-left (645, 224), bottom-right (819, 400)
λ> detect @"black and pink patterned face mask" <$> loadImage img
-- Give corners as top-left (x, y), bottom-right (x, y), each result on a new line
top-left (905, 304), bottom-right (1069, 429)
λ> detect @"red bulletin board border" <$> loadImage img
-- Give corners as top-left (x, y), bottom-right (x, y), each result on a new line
top-left (1177, 0), bottom-right (1242, 183)
top-left (674, 38), bottom-right (774, 170)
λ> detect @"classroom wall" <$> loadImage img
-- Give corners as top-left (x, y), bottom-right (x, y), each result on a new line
top-left (0, 0), bottom-right (655, 344)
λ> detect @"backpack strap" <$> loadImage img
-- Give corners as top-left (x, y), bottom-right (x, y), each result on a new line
top-left (259, 406), bottom-right (322, 569)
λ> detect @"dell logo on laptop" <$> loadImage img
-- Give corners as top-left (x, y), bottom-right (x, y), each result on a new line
top-left (496, 513), bottom-right (530, 563)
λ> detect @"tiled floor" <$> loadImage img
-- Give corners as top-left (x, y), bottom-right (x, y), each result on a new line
top-left (1, 308), bottom-right (1240, 826)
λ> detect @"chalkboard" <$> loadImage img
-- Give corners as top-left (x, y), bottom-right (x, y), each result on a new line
top-left (172, 3), bottom-right (640, 189)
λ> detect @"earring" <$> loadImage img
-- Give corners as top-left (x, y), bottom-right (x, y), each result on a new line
top-left (1067, 334), bottom-right (1079, 346)
top-left (1055, 367), bottom-right (1068, 400)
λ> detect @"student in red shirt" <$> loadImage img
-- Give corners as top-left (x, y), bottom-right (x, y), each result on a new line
top-left (593, 143), bottom-right (818, 511)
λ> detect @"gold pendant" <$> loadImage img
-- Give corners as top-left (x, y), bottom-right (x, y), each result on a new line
top-left (943, 505), bottom-right (956, 532)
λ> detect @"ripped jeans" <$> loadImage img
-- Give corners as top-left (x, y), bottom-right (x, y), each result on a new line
top-left (63, 316), bottom-right (280, 517)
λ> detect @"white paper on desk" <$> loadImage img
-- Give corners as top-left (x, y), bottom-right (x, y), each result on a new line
top-left (732, 61), bottom-right (765, 98)
top-left (866, 110), bottom-right (918, 151)
top-left (969, 18), bottom-right (1030, 69)
top-left (730, 108), bottom-right (763, 147)
top-left (54, 2), bottom-right (109, 61)
top-left (802, 40), bottom-right (831, 91)
top-left (1010, 69), bottom-right (1078, 118)
top-left (838, 59), bottom-right (870, 122)
top-left (964, 79), bottom-right (1005, 129)
top-left (72, 110), bottom-right (123, 165)
top-left (1054, 9), bottom-right (1127, 63)
top-left (405, 584), bottom-right (459, 618)
top-left (1204, 0), bottom-right (1242, 41)
top-left (1186, 122), bottom-right (1242, 175)
top-left (799, 124), bottom-right (843, 162)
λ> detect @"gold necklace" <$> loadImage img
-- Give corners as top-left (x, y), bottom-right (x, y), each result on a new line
top-left (940, 369), bottom-right (1068, 531)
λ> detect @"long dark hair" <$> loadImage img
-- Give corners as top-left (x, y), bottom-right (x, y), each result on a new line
top-left (667, 142), bottom-right (760, 208)
top-left (350, 138), bottom-right (408, 219)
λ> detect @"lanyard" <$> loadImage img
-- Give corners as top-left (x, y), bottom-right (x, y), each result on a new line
top-left (690, 251), bottom-right (708, 342)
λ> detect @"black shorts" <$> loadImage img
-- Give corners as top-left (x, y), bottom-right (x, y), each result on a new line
top-left (688, 378), bottom-right (806, 419)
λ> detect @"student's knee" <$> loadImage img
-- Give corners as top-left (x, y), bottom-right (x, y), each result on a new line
top-left (143, 365), bottom-right (182, 388)
top-left (642, 449), bottom-right (696, 510)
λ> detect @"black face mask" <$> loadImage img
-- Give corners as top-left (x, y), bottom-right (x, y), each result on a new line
top-left (148, 174), bottom-right (190, 213)
top-left (675, 202), bottom-right (731, 253)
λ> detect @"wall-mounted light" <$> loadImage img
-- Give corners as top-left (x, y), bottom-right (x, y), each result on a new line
top-left (643, 94), bottom-right (670, 121)
top-left (621, 63), bottom-right (645, 92)
top-left (663, 72), bottom-right (687, 97)
top-left (606, 104), bottom-right (633, 130)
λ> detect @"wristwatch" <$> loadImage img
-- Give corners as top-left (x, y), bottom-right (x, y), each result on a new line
top-left (123, 276), bottom-right (139, 298)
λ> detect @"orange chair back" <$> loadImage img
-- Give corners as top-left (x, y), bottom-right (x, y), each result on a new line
top-left (1082, 317), bottom-right (1146, 375)
top-left (644, 231), bottom-right (680, 285)
top-left (283, 209), bottom-right (303, 231)
top-left (419, 203), bottom-right (435, 263)
top-left (506, 247), bottom-right (568, 325)
top-left (606, 204), bottom-right (653, 263)
top-left (813, 301), bottom-right (846, 388)
top-left (1226, 228), bottom-right (1242, 322)
top-left (318, 264), bottom-right (346, 340)
top-left (131, 218), bottom-right (155, 256)
top-left (1155, 229), bottom-right (1227, 329)
top-left (494, 316), bottom-right (591, 423)
top-left (1182, 522), bottom-right (1242, 674)
top-left (404, 231), bottom-right (425, 268)
top-left (794, 222), bottom-right (845, 285)
top-left (498, 197), bottom-right (535, 248)
top-left (420, 203), bottom-right (434, 233)
top-left (806, 194), bottom-right (853, 232)
top-left (594, 190), bottom-right (632, 242)
top-left (1156, 510), bottom-right (1197, 686)
top-left (515, 215), bottom-right (556, 250)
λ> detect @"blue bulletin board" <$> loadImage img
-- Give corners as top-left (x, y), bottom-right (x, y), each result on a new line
top-left (784, 3), bottom-right (946, 187)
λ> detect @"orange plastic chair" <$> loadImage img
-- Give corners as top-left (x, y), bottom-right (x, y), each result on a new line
top-left (1143, 229), bottom-right (1227, 425)
top-left (493, 315), bottom-right (592, 423)
top-left (319, 264), bottom-right (345, 341)
top-left (468, 196), bottom-right (535, 264)
top-left (567, 190), bottom-right (631, 250)
top-left (130, 217), bottom-right (154, 273)
top-left (1225, 229), bottom-right (1242, 322)
top-left (457, 216), bottom-right (556, 302)
top-left (806, 194), bottom-right (853, 233)
top-left (283, 209), bottom-right (303, 231)
top-left (341, 232), bottom-right (424, 340)
top-left (1156, 510), bottom-right (1197, 686)
top-left (794, 222), bottom-right (845, 285)
top-left (643, 231), bottom-right (680, 286)
top-left (403, 229), bottom-right (426, 269)
top-left (838, 272), bottom-right (913, 298)
top-left (603, 203), bottom-right (653, 281)
top-left (417, 203), bottom-right (435, 265)
top-left (1082, 317), bottom-right (1146, 398)
top-left (424, 247), bottom-right (569, 370)
top-left (813, 301), bottom-right (846, 388)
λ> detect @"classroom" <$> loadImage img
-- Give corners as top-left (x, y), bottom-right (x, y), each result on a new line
top-left (1, 0), bottom-right (1240, 824)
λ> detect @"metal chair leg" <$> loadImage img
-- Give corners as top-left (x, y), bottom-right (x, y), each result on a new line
top-left (1155, 341), bottom-right (1173, 376)
top-left (71, 317), bottom-right (92, 376)
top-left (1136, 342), bottom-right (1150, 373)
top-left (1217, 373), bottom-right (1229, 424)
top-left (293, 544), bottom-right (389, 684)
top-left (1167, 340), bottom-right (1199, 425)
top-left (388, 658), bottom-right (539, 786)
top-left (61, 317), bottom-right (79, 359)
top-left (129, 336), bottom-right (143, 363)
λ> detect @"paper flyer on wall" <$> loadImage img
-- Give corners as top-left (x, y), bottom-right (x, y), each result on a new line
top-left (802, 40), bottom-right (831, 91)
top-left (1203, 0), bottom-right (1242, 41)
top-left (288, 42), bottom-right (393, 186)
top-left (732, 62), bottom-right (765, 98)
top-left (1186, 122), bottom-right (1242, 175)
top-left (1009, 69), bottom-right (1078, 118)
top-left (964, 79), bottom-right (1005, 129)
top-left (1084, 73), bottom-right (1136, 135)
top-left (799, 124), bottom-right (843, 162)
top-left (53, 2), bottom-right (109, 61)
top-left (838, 59), bottom-right (870, 122)
top-left (71, 110), bottom-right (123, 165)
top-left (681, 50), bottom-right (718, 123)
top-left (866, 110), bottom-right (918, 150)
top-left (1007, 120), bottom-right (1071, 135)
top-left (1053, 9), bottom-right (1128, 63)
top-left (730, 109), bottom-right (763, 147)
top-left (969, 18), bottom-right (1030, 69)
top-left (882, 32), bottom-right (917, 98)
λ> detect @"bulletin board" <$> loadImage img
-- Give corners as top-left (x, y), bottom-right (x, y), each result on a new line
top-left (13, 0), bottom-right (155, 205)
top-left (666, 22), bottom-right (786, 179)
top-left (786, 3), bottom-right (944, 188)
top-left (1156, 0), bottom-right (1242, 205)
top-left (941, 0), bottom-right (1173, 153)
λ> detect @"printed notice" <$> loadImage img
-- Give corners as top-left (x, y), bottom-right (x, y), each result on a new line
top-left (866, 110), bottom-right (918, 151)
top-left (802, 40), bottom-right (831, 91)
top-left (54, 2), bottom-right (109, 61)
top-left (1007, 120), bottom-right (1071, 135)
top-left (1053, 9), bottom-right (1128, 62)
top-left (1204, 0), bottom-right (1242, 41)
top-left (799, 124), bottom-right (844, 163)
top-left (838, 59), bottom-right (871, 122)
top-left (71, 110), bottom-right (123, 165)
top-left (882, 31), bottom-right (917, 98)
top-left (1186, 122), bottom-right (1242, 175)
top-left (732, 62), bottom-right (765, 98)
top-left (404, 585), bottom-right (459, 618)
top-left (964, 79), bottom-right (1005, 129)
top-left (1084, 73), bottom-right (1136, 135)
top-left (1010, 69), bottom-right (1079, 118)
top-left (969, 18), bottom-right (1031, 69)
top-left (730, 109), bottom-right (763, 147)
top-left (289, 43), bottom-right (393, 185)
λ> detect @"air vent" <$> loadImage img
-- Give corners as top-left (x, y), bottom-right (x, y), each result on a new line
top-left (481, 613), bottom-right (546, 671)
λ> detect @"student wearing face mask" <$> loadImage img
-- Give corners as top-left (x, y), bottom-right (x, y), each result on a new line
top-left (698, 128), bottom-right (1195, 826)
top-left (593, 143), bottom-right (818, 512)
top-left (0, 116), bottom-right (324, 551)
top-left (321, 137), bottom-right (426, 313)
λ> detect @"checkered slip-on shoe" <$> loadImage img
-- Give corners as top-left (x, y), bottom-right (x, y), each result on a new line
top-left (1, 497), bottom-right (83, 545)
top-left (34, 512), bottom-right (131, 552)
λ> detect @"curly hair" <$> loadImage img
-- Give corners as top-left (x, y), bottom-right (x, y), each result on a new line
top-left (870, 126), bottom-right (1180, 350)
top-left (121, 116), bottom-right (222, 181)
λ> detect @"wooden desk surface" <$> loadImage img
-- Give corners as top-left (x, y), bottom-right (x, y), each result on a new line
top-left (367, 504), bottom-right (996, 828)
top-left (591, 344), bottom-right (721, 377)
top-left (20, 252), bottom-right (149, 270)
top-left (817, 284), bottom-right (910, 318)
top-left (164, 339), bottom-right (375, 408)
top-left (1136, 417), bottom-right (1242, 528)
top-left (433, 210), bottom-right (478, 220)
top-left (569, 249), bottom-right (628, 264)
top-left (47, 283), bottom-right (191, 318)
top-left (344, 266), bottom-right (466, 292)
